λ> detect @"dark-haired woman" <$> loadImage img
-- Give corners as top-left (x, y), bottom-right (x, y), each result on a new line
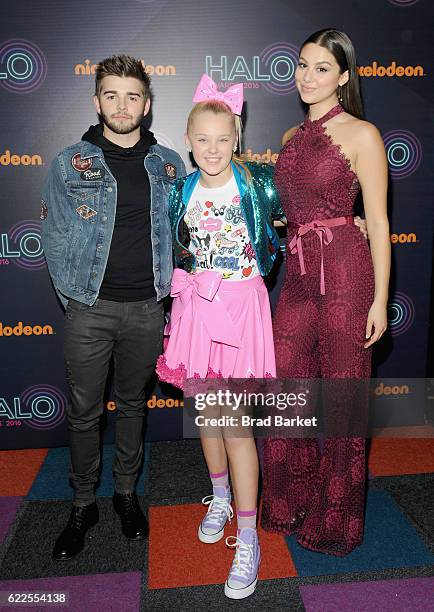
top-left (261, 29), bottom-right (390, 556)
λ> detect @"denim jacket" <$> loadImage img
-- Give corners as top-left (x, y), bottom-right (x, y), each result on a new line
top-left (168, 161), bottom-right (284, 276)
top-left (41, 140), bottom-right (186, 307)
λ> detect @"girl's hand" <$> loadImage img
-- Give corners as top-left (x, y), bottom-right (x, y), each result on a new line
top-left (354, 216), bottom-right (368, 240)
top-left (364, 299), bottom-right (388, 348)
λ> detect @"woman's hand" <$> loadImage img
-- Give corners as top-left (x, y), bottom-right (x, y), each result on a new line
top-left (364, 299), bottom-right (388, 348)
top-left (354, 216), bottom-right (368, 240)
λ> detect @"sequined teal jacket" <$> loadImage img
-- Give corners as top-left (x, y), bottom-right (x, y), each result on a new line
top-left (168, 161), bottom-right (284, 276)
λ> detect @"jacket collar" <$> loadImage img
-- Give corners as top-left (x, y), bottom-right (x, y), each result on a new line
top-left (79, 140), bottom-right (164, 161)
top-left (181, 161), bottom-right (248, 205)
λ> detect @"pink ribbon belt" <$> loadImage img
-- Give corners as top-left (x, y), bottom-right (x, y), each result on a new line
top-left (288, 216), bottom-right (354, 295)
top-left (168, 269), bottom-right (242, 348)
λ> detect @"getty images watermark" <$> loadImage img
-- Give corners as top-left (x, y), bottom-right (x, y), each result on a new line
top-left (182, 378), bottom-right (432, 438)
top-left (194, 388), bottom-right (318, 429)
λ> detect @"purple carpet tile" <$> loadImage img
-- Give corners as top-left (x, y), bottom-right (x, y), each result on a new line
top-left (0, 572), bottom-right (141, 612)
top-left (300, 576), bottom-right (434, 612)
top-left (0, 497), bottom-right (23, 544)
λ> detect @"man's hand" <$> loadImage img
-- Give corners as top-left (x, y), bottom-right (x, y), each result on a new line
top-left (354, 216), bottom-right (368, 240)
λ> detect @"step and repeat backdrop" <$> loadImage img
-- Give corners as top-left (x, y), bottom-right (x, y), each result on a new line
top-left (1, 0), bottom-right (433, 449)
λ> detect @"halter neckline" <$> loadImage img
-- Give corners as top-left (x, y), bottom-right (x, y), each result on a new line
top-left (306, 103), bottom-right (344, 125)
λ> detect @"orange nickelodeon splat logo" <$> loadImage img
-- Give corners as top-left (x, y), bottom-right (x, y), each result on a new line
top-left (0, 150), bottom-right (43, 166)
top-left (390, 232), bottom-right (417, 244)
top-left (147, 395), bottom-right (184, 408)
top-left (358, 61), bottom-right (425, 77)
top-left (106, 395), bottom-right (184, 412)
top-left (374, 382), bottom-right (410, 397)
top-left (74, 59), bottom-right (176, 76)
top-left (245, 148), bottom-right (279, 164)
top-left (0, 322), bottom-right (54, 337)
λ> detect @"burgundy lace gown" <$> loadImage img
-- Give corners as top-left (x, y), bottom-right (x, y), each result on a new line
top-left (261, 104), bottom-right (374, 556)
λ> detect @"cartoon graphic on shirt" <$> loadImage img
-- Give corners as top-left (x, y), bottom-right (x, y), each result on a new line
top-left (199, 218), bottom-right (222, 232)
top-left (242, 241), bottom-right (256, 263)
top-left (196, 233), bottom-right (211, 252)
top-left (225, 205), bottom-right (244, 225)
top-left (231, 227), bottom-right (247, 239)
top-left (211, 204), bottom-right (226, 217)
top-left (186, 200), bottom-right (203, 225)
top-left (185, 178), bottom-right (259, 281)
top-left (214, 233), bottom-right (239, 255)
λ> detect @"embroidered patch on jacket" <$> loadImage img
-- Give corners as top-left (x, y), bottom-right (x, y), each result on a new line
top-left (80, 168), bottom-right (105, 181)
top-left (71, 153), bottom-right (93, 172)
top-left (76, 204), bottom-right (97, 220)
top-left (40, 199), bottom-right (48, 220)
top-left (164, 163), bottom-right (176, 179)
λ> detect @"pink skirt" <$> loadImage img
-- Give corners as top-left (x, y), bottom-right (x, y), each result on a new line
top-left (156, 269), bottom-right (276, 389)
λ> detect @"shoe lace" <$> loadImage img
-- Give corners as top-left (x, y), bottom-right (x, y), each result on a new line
top-left (225, 535), bottom-right (254, 579)
top-left (201, 494), bottom-right (233, 523)
top-left (70, 507), bottom-right (87, 530)
top-left (121, 493), bottom-right (140, 513)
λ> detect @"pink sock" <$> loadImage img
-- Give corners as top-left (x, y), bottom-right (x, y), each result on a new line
top-left (209, 469), bottom-right (229, 497)
top-left (237, 508), bottom-right (257, 532)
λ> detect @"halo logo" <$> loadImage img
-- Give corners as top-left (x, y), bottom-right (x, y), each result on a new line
top-left (0, 150), bottom-right (43, 166)
top-left (0, 39), bottom-right (47, 94)
top-left (0, 385), bottom-right (66, 430)
top-left (260, 43), bottom-right (299, 94)
top-left (206, 42), bottom-right (300, 95)
top-left (0, 221), bottom-right (46, 270)
top-left (383, 130), bottom-right (422, 179)
top-left (388, 291), bottom-right (415, 336)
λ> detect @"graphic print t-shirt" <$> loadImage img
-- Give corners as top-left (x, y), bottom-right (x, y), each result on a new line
top-left (185, 175), bottom-right (259, 281)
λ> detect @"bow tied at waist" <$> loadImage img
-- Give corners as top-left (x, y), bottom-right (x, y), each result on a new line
top-left (171, 268), bottom-right (223, 302)
top-left (288, 216), bottom-right (354, 295)
top-left (168, 269), bottom-right (242, 348)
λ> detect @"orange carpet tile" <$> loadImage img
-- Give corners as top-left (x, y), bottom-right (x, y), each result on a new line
top-left (148, 503), bottom-right (297, 589)
top-left (369, 438), bottom-right (434, 476)
top-left (0, 449), bottom-right (48, 495)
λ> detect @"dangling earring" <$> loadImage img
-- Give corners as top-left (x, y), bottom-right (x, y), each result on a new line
top-left (338, 85), bottom-right (343, 103)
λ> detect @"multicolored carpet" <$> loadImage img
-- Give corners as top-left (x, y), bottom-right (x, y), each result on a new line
top-left (0, 438), bottom-right (433, 611)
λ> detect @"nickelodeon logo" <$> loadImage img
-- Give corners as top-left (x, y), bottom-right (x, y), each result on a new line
top-left (390, 232), bottom-right (417, 244)
top-left (374, 382), bottom-right (410, 396)
top-left (358, 61), bottom-right (424, 77)
top-left (75, 59), bottom-right (176, 76)
top-left (245, 148), bottom-right (279, 164)
top-left (1, 150), bottom-right (43, 166)
top-left (106, 395), bottom-right (183, 411)
top-left (0, 322), bottom-right (54, 337)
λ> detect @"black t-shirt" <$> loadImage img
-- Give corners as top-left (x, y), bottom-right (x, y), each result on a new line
top-left (82, 124), bottom-right (157, 301)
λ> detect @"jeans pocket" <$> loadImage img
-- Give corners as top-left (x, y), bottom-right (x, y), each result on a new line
top-left (65, 299), bottom-right (89, 320)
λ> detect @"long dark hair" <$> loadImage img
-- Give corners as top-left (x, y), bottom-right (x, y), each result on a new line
top-left (300, 29), bottom-right (364, 119)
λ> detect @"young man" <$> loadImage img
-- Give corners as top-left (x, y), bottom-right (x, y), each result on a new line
top-left (41, 55), bottom-right (185, 560)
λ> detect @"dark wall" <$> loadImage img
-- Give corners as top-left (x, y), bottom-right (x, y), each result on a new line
top-left (1, 0), bottom-right (432, 448)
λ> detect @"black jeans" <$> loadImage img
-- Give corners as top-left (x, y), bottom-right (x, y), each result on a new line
top-left (63, 297), bottom-right (164, 506)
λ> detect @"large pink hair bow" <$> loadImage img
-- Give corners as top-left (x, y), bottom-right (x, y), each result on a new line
top-left (192, 74), bottom-right (243, 115)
